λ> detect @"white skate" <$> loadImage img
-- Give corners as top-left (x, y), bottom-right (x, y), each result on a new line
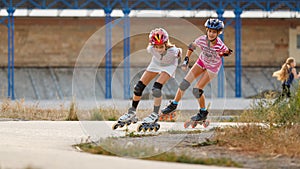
top-left (112, 107), bottom-right (138, 130)
top-left (137, 112), bottom-right (160, 132)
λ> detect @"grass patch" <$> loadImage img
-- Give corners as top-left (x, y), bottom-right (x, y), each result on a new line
top-left (218, 116), bottom-right (239, 122)
top-left (214, 86), bottom-right (300, 158)
top-left (0, 166), bottom-right (40, 169)
top-left (246, 90), bottom-right (280, 99)
top-left (190, 138), bottom-right (219, 147)
top-left (0, 99), bottom-right (154, 121)
top-left (214, 124), bottom-right (300, 157)
top-left (80, 107), bottom-right (153, 121)
top-left (166, 129), bottom-right (202, 135)
top-left (240, 86), bottom-right (300, 127)
top-left (0, 99), bottom-right (69, 120)
top-left (75, 139), bottom-right (242, 168)
top-left (66, 98), bottom-right (78, 121)
top-left (88, 107), bottom-right (122, 121)
top-left (146, 152), bottom-right (241, 167)
top-left (124, 131), bottom-right (160, 138)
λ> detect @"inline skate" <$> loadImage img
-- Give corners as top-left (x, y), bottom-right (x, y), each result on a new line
top-left (184, 109), bottom-right (210, 128)
top-left (137, 112), bottom-right (160, 132)
top-left (112, 107), bottom-right (138, 130)
top-left (160, 101), bottom-right (177, 121)
top-left (183, 103), bottom-right (210, 128)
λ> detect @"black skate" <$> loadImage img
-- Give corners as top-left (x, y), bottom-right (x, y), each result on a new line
top-left (112, 107), bottom-right (138, 130)
top-left (184, 109), bottom-right (210, 128)
top-left (161, 101), bottom-right (177, 114)
top-left (137, 112), bottom-right (160, 132)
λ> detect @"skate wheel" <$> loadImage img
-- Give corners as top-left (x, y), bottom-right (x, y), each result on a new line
top-left (119, 123), bottom-right (125, 128)
top-left (191, 121), bottom-right (197, 128)
top-left (169, 114), bottom-right (173, 121)
top-left (161, 114), bottom-right (166, 121)
top-left (159, 116), bottom-right (163, 121)
top-left (184, 120), bottom-right (190, 128)
top-left (137, 124), bottom-right (143, 132)
top-left (172, 112), bottom-right (177, 118)
top-left (154, 124), bottom-right (160, 132)
top-left (159, 115), bottom-right (163, 121)
top-left (126, 121), bottom-right (131, 126)
top-left (142, 127), bottom-right (147, 132)
top-left (148, 127), bottom-right (154, 132)
top-left (112, 123), bottom-right (119, 130)
top-left (203, 120), bottom-right (210, 128)
top-left (165, 115), bottom-right (169, 121)
top-left (133, 118), bottom-right (138, 124)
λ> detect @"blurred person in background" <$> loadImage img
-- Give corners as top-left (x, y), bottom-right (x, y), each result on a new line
top-left (273, 57), bottom-right (300, 98)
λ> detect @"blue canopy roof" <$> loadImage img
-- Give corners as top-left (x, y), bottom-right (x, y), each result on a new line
top-left (1, 0), bottom-right (300, 11)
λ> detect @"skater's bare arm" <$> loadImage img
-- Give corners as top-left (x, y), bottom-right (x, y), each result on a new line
top-left (292, 68), bottom-right (299, 79)
top-left (182, 42), bottom-right (196, 71)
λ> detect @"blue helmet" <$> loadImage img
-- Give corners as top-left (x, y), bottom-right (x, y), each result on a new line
top-left (204, 18), bottom-right (224, 30)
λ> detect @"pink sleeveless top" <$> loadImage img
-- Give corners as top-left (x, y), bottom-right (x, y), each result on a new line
top-left (194, 35), bottom-right (228, 73)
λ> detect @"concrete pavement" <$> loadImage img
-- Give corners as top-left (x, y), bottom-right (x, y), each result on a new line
top-left (0, 98), bottom-right (251, 168)
top-left (0, 121), bottom-right (243, 169)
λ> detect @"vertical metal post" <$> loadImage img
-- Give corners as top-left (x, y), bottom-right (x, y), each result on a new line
top-left (217, 9), bottom-right (224, 98)
top-left (7, 6), bottom-right (15, 100)
top-left (234, 8), bottom-right (242, 97)
top-left (7, 12), bottom-right (11, 98)
top-left (123, 8), bottom-right (131, 99)
top-left (104, 8), bottom-right (112, 99)
top-left (11, 8), bottom-right (15, 100)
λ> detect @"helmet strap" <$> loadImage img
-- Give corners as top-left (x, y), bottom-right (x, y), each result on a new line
top-left (206, 35), bottom-right (217, 47)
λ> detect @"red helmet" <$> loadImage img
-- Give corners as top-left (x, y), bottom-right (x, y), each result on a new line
top-left (149, 28), bottom-right (169, 45)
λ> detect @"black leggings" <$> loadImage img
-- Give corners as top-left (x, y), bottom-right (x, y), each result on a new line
top-left (281, 84), bottom-right (291, 98)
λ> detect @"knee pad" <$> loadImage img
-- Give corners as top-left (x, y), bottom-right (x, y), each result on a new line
top-left (192, 88), bottom-right (204, 98)
top-left (134, 81), bottom-right (146, 96)
top-left (152, 82), bottom-right (163, 98)
top-left (179, 79), bottom-right (190, 91)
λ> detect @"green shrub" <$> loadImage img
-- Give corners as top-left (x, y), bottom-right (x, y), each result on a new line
top-left (240, 86), bottom-right (300, 128)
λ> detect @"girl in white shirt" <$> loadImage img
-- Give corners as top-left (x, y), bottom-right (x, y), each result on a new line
top-left (114, 28), bottom-right (182, 130)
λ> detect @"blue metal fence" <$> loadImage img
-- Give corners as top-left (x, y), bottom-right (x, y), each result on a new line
top-left (1, 0), bottom-right (15, 99)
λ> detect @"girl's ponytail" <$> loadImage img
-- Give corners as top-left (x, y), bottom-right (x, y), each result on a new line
top-left (273, 62), bottom-right (289, 82)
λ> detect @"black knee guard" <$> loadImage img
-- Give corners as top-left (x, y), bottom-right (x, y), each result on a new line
top-left (152, 82), bottom-right (163, 98)
top-left (192, 88), bottom-right (204, 98)
top-left (134, 81), bottom-right (146, 96)
top-left (179, 79), bottom-right (190, 91)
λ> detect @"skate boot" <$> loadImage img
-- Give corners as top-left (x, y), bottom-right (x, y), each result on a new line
top-left (112, 107), bottom-right (138, 130)
top-left (161, 101), bottom-right (177, 114)
top-left (137, 112), bottom-right (160, 132)
top-left (160, 101), bottom-right (178, 121)
top-left (191, 109), bottom-right (209, 121)
top-left (184, 109), bottom-right (210, 128)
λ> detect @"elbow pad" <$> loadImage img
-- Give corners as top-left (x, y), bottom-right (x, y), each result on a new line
top-left (188, 43), bottom-right (196, 52)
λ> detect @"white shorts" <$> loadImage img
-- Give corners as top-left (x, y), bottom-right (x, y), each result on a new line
top-left (146, 61), bottom-right (177, 78)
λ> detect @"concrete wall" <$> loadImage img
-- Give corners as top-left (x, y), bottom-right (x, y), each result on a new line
top-left (0, 67), bottom-right (281, 100)
top-left (0, 17), bottom-right (300, 68)
top-left (289, 25), bottom-right (300, 61)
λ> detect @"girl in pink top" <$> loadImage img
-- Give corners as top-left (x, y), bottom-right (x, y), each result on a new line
top-left (162, 18), bottom-right (232, 123)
